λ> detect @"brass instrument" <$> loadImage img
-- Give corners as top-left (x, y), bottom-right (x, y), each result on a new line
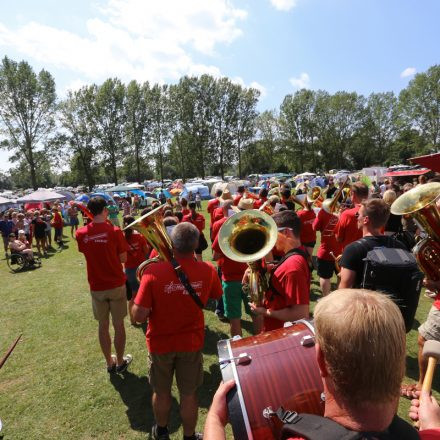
top-left (123, 204), bottom-right (173, 281)
top-left (321, 176), bottom-right (350, 214)
top-left (306, 186), bottom-right (324, 208)
top-left (391, 182), bottom-right (440, 286)
top-left (218, 210), bottom-right (278, 305)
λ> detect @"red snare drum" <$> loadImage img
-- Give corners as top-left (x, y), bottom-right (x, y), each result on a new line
top-left (217, 319), bottom-right (323, 440)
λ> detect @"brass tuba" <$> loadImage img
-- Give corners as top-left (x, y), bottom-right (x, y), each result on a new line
top-left (306, 186), bottom-right (324, 208)
top-left (391, 182), bottom-right (440, 286)
top-left (218, 209), bottom-right (278, 306)
top-left (123, 204), bottom-right (173, 281)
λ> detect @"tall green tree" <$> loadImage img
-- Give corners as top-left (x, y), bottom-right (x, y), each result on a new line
top-left (399, 65), bottom-right (440, 150)
top-left (0, 56), bottom-right (56, 189)
top-left (94, 78), bottom-right (126, 185)
top-left (59, 86), bottom-right (100, 191)
top-left (125, 80), bottom-right (152, 182)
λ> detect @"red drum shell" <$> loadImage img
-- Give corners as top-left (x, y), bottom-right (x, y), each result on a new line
top-left (217, 320), bottom-right (323, 440)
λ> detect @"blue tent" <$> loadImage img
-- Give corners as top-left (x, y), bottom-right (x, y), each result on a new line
top-left (90, 192), bottom-right (115, 203)
top-left (75, 194), bottom-right (89, 203)
top-left (154, 189), bottom-right (172, 199)
top-left (180, 184), bottom-right (211, 200)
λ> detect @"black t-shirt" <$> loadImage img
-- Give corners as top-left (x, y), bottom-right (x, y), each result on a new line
top-left (340, 235), bottom-right (407, 287)
top-left (325, 186), bottom-right (337, 199)
top-left (32, 218), bottom-right (47, 238)
top-left (385, 213), bottom-right (402, 233)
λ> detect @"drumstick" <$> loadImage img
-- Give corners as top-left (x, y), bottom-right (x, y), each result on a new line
top-left (0, 334), bottom-right (22, 370)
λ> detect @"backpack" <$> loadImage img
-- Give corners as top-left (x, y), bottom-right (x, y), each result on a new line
top-left (278, 410), bottom-right (419, 440)
top-left (358, 237), bottom-right (423, 333)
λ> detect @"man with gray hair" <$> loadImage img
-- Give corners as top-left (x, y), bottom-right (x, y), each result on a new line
top-left (133, 222), bottom-right (223, 440)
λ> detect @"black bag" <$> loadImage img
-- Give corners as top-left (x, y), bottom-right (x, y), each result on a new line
top-left (278, 410), bottom-right (419, 440)
top-left (360, 240), bottom-right (423, 333)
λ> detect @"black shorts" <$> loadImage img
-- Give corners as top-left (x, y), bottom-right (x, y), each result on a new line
top-left (317, 258), bottom-right (337, 279)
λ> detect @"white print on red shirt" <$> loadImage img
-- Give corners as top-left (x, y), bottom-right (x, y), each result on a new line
top-left (164, 280), bottom-right (203, 296)
top-left (322, 216), bottom-right (338, 237)
top-left (83, 232), bottom-right (108, 244)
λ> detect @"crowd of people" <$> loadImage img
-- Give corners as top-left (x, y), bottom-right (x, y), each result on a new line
top-left (4, 172), bottom-right (440, 439)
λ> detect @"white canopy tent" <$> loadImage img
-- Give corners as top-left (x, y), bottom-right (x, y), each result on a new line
top-left (16, 189), bottom-right (66, 203)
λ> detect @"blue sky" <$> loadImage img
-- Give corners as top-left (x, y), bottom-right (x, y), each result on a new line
top-left (0, 0), bottom-right (439, 172)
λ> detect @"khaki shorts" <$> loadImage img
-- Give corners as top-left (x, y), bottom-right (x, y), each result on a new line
top-left (149, 350), bottom-right (203, 395)
top-left (90, 285), bottom-right (127, 322)
top-left (419, 306), bottom-right (440, 341)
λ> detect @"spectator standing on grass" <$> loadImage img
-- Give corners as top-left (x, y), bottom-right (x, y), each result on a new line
top-left (31, 211), bottom-right (48, 256)
top-left (51, 207), bottom-right (64, 246)
top-left (43, 209), bottom-right (53, 248)
top-left (195, 192), bottom-right (202, 210)
top-left (76, 196), bottom-right (132, 374)
top-left (107, 201), bottom-right (120, 227)
top-left (0, 211), bottom-right (14, 253)
top-left (122, 197), bottom-right (131, 216)
top-left (67, 204), bottom-right (79, 237)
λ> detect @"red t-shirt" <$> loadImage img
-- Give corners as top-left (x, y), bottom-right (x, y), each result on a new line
top-left (125, 232), bottom-right (148, 269)
top-left (76, 222), bottom-right (128, 291)
top-left (233, 194), bottom-right (243, 206)
top-left (211, 217), bottom-right (227, 242)
top-left (263, 250), bottom-right (310, 332)
top-left (182, 212), bottom-right (205, 233)
top-left (212, 207), bottom-right (224, 223)
top-left (313, 210), bottom-right (342, 261)
top-left (135, 257), bottom-right (223, 353)
top-left (51, 211), bottom-right (63, 228)
top-left (297, 209), bottom-right (317, 244)
top-left (212, 234), bottom-right (247, 281)
top-left (207, 199), bottom-right (220, 225)
top-left (181, 208), bottom-right (190, 216)
top-left (334, 205), bottom-right (362, 251)
top-left (253, 197), bottom-right (267, 209)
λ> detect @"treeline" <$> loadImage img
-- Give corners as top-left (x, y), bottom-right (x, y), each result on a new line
top-left (0, 55), bottom-right (439, 190)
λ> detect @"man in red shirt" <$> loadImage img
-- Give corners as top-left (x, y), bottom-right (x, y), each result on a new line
top-left (233, 185), bottom-right (245, 206)
top-left (296, 203), bottom-right (316, 259)
top-left (249, 210), bottom-right (310, 332)
top-left (51, 206), bottom-right (64, 246)
top-left (211, 200), bottom-right (233, 242)
top-left (76, 197), bottom-right (132, 374)
top-left (334, 182), bottom-right (369, 251)
top-left (312, 207), bottom-right (342, 296)
top-left (253, 188), bottom-right (268, 209)
top-left (133, 223), bottom-right (223, 440)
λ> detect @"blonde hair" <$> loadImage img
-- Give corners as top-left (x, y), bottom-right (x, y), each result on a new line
top-left (314, 289), bottom-right (406, 405)
top-left (382, 190), bottom-right (397, 206)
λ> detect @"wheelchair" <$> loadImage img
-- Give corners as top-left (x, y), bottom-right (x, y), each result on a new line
top-left (6, 252), bottom-right (42, 273)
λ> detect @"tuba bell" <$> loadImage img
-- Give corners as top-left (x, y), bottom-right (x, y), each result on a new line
top-left (123, 204), bottom-right (173, 281)
top-left (391, 182), bottom-right (440, 286)
top-left (306, 186), bottom-right (324, 208)
top-left (321, 175), bottom-right (350, 214)
top-left (218, 209), bottom-right (278, 305)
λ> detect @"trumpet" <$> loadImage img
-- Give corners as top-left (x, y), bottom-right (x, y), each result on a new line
top-left (218, 210), bottom-right (278, 305)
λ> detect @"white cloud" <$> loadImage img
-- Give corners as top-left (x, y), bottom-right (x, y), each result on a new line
top-left (289, 72), bottom-right (310, 89)
top-left (0, 0), bottom-right (248, 85)
top-left (270, 0), bottom-right (297, 11)
top-left (401, 67), bottom-right (416, 78)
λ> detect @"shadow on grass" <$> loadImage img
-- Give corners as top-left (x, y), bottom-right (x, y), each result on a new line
top-left (203, 326), bottom-right (229, 355)
top-left (109, 371), bottom-right (181, 435)
top-left (199, 363), bottom-right (223, 410)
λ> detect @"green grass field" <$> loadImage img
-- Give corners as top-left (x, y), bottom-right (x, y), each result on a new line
top-left (0, 201), bottom-right (439, 439)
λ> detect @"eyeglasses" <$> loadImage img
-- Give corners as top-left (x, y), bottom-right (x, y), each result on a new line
top-left (277, 227), bottom-right (293, 232)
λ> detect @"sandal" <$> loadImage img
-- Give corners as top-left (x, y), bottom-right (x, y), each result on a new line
top-left (400, 383), bottom-right (420, 400)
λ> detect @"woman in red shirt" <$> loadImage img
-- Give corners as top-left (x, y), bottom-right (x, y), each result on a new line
top-left (182, 201), bottom-right (207, 261)
top-left (123, 216), bottom-right (150, 325)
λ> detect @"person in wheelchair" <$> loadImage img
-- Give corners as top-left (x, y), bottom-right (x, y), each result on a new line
top-left (8, 232), bottom-right (34, 262)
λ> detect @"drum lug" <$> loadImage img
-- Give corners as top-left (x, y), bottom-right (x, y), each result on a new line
top-left (262, 406), bottom-right (276, 419)
top-left (301, 335), bottom-right (315, 347)
top-left (219, 352), bottom-right (252, 366)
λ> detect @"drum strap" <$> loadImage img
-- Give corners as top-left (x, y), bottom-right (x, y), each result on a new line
top-left (170, 258), bottom-right (204, 309)
top-left (277, 408), bottom-right (419, 440)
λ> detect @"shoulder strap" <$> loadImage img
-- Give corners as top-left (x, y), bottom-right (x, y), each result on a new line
top-left (170, 258), bottom-right (204, 309)
top-left (279, 412), bottom-right (362, 440)
top-left (268, 248), bottom-right (309, 300)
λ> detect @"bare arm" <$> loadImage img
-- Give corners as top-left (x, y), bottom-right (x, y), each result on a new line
top-left (119, 252), bottom-right (127, 264)
top-left (250, 303), bottom-right (309, 323)
top-left (132, 304), bottom-right (151, 323)
top-left (339, 267), bottom-right (356, 289)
